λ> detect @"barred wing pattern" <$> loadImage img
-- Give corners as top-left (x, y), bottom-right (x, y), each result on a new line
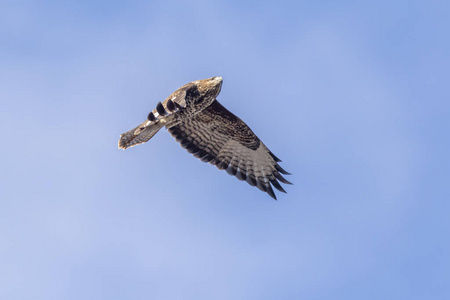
top-left (167, 100), bottom-right (291, 199)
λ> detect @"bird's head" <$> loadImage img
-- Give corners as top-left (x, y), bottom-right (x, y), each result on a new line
top-left (184, 76), bottom-right (223, 108)
top-left (199, 76), bottom-right (223, 99)
top-left (162, 77), bottom-right (223, 117)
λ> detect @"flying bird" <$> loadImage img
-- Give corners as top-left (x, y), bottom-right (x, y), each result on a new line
top-left (118, 77), bottom-right (291, 199)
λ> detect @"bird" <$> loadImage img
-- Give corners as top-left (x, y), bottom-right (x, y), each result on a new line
top-left (118, 76), bottom-right (291, 200)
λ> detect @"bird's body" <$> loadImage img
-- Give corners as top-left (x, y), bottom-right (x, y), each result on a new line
top-left (119, 77), bottom-right (291, 199)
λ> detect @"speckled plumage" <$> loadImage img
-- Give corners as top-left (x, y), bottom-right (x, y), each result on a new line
top-left (118, 77), bottom-right (291, 200)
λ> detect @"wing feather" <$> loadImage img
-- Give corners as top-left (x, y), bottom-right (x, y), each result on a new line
top-left (167, 100), bottom-right (291, 200)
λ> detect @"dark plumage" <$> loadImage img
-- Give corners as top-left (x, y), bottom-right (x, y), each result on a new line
top-left (167, 99), bottom-right (176, 112)
top-left (118, 77), bottom-right (291, 200)
top-left (156, 102), bottom-right (166, 115)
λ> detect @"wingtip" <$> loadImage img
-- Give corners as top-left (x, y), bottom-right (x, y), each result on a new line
top-left (266, 185), bottom-right (277, 200)
top-left (274, 171), bottom-right (293, 185)
top-left (275, 164), bottom-right (291, 175)
top-left (270, 179), bottom-right (287, 193)
top-left (269, 150), bottom-right (282, 163)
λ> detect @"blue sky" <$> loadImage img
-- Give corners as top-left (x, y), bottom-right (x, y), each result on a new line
top-left (1, 0), bottom-right (449, 299)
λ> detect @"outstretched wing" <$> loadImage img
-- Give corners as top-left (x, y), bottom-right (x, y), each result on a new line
top-left (167, 100), bottom-right (291, 199)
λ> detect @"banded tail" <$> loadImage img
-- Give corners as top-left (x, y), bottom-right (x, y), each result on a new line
top-left (118, 99), bottom-right (183, 150)
top-left (118, 120), bottom-right (164, 149)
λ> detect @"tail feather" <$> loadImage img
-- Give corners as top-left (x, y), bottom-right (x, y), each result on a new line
top-left (118, 120), bottom-right (163, 149)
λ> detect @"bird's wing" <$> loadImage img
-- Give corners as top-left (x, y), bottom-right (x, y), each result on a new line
top-left (167, 100), bottom-right (291, 199)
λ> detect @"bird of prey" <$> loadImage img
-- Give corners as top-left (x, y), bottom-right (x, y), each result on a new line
top-left (118, 77), bottom-right (291, 199)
